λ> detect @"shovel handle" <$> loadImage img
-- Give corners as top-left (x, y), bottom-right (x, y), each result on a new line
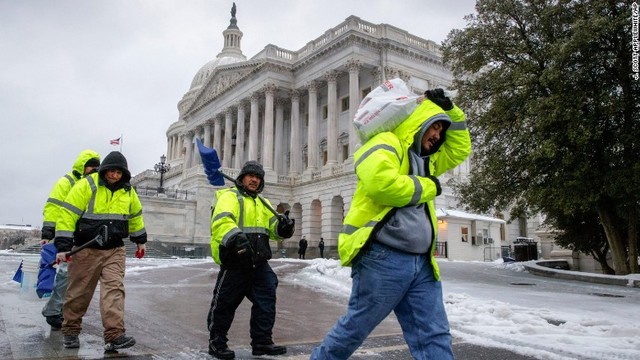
top-left (47, 225), bottom-right (107, 266)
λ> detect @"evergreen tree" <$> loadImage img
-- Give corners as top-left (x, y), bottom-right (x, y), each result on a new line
top-left (442, 0), bottom-right (639, 274)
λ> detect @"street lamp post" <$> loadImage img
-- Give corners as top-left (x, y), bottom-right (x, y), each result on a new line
top-left (154, 154), bottom-right (170, 194)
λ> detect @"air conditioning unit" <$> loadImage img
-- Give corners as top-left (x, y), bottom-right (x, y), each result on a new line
top-left (486, 238), bottom-right (494, 244)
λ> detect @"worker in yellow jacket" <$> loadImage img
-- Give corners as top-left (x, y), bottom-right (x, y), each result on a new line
top-left (40, 149), bottom-right (100, 330)
top-left (54, 151), bottom-right (147, 351)
top-left (312, 89), bottom-right (472, 360)
top-left (207, 160), bottom-right (294, 359)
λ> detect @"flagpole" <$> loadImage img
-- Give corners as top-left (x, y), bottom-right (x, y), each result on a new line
top-left (120, 133), bottom-right (123, 153)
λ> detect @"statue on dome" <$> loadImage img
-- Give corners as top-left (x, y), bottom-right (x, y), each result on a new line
top-left (231, 3), bottom-right (236, 18)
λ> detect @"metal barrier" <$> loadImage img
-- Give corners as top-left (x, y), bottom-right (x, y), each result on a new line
top-left (434, 242), bottom-right (448, 258)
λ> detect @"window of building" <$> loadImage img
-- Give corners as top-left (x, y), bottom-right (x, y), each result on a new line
top-left (482, 229), bottom-right (491, 244)
top-left (322, 105), bottom-right (328, 119)
top-left (343, 145), bottom-right (349, 161)
top-left (341, 97), bottom-right (349, 112)
top-left (461, 226), bottom-right (468, 242)
top-left (362, 87), bottom-right (371, 99)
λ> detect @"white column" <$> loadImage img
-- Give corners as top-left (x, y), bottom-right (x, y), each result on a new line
top-left (184, 131), bottom-right (194, 169)
top-left (193, 127), bottom-right (203, 165)
top-left (262, 84), bottom-right (276, 171)
top-left (306, 81), bottom-right (319, 173)
top-left (248, 92), bottom-right (260, 161)
top-left (166, 136), bottom-right (171, 162)
top-left (347, 60), bottom-right (361, 156)
top-left (223, 108), bottom-right (233, 168)
top-left (213, 116), bottom-right (222, 153)
top-left (235, 101), bottom-right (246, 169)
top-left (204, 119), bottom-right (212, 148)
top-left (172, 135), bottom-right (178, 161)
top-left (325, 71), bottom-right (338, 167)
top-left (372, 67), bottom-right (383, 88)
top-left (274, 97), bottom-right (285, 174)
top-left (289, 90), bottom-right (301, 177)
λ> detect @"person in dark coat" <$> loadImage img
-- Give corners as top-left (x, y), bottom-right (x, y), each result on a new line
top-left (298, 236), bottom-right (308, 259)
top-left (318, 238), bottom-right (325, 258)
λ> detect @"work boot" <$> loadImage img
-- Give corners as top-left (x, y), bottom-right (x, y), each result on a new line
top-left (46, 315), bottom-right (63, 330)
top-left (208, 341), bottom-right (235, 359)
top-left (251, 342), bottom-right (287, 356)
top-left (104, 334), bottom-right (136, 351)
top-left (63, 335), bottom-right (79, 348)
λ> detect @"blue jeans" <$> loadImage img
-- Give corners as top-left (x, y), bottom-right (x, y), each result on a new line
top-left (311, 242), bottom-right (453, 360)
top-left (42, 262), bottom-right (68, 318)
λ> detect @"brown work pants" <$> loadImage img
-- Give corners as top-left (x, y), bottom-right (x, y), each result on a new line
top-left (62, 246), bottom-right (127, 342)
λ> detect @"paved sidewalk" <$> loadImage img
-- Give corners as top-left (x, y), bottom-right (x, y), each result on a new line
top-left (0, 255), bottom-right (538, 359)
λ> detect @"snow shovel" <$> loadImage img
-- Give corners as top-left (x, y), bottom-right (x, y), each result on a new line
top-left (195, 137), bottom-right (281, 217)
top-left (49, 225), bottom-right (108, 266)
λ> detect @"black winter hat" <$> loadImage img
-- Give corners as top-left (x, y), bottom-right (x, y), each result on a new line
top-left (237, 160), bottom-right (265, 193)
top-left (98, 151), bottom-right (131, 183)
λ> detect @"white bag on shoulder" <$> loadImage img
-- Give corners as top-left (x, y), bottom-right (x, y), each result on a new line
top-left (353, 78), bottom-right (423, 144)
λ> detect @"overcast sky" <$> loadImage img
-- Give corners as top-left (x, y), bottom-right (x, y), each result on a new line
top-left (0, 0), bottom-right (477, 227)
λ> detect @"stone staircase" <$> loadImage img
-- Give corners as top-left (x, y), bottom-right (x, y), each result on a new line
top-left (16, 240), bottom-right (173, 259)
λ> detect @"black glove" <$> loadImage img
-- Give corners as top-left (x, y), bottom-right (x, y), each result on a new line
top-left (41, 226), bottom-right (55, 241)
top-left (131, 233), bottom-right (148, 245)
top-left (427, 175), bottom-right (442, 196)
top-left (227, 233), bottom-right (252, 256)
top-left (53, 236), bottom-right (74, 253)
top-left (424, 88), bottom-right (453, 111)
top-left (277, 211), bottom-right (295, 239)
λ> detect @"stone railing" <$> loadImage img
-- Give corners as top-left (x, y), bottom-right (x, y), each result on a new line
top-left (134, 185), bottom-right (196, 200)
top-left (253, 15), bottom-right (440, 64)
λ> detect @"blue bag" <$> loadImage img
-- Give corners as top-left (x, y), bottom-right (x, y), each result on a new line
top-left (12, 260), bottom-right (23, 283)
top-left (37, 243), bottom-right (57, 298)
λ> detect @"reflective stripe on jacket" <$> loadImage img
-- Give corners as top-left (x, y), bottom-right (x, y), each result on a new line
top-left (338, 101), bottom-right (472, 280)
top-left (54, 172), bottom-right (146, 249)
top-left (210, 187), bottom-right (281, 265)
top-left (42, 149), bottom-right (100, 230)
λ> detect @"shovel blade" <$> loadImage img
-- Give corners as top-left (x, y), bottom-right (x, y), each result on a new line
top-left (196, 138), bottom-right (226, 186)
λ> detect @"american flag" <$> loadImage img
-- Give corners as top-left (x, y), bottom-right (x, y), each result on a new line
top-left (110, 137), bottom-right (121, 145)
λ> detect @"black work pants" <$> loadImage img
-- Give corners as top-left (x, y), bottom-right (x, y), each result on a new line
top-left (207, 262), bottom-right (278, 346)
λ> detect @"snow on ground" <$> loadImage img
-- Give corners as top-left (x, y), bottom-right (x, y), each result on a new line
top-left (281, 257), bottom-right (640, 360)
top-left (2, 251), bottom-right (639, 360)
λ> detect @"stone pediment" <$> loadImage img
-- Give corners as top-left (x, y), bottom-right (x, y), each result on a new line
top-left (186, 63), bottom-right (260, 115)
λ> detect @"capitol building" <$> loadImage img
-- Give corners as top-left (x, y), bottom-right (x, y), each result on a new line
top-left (132, 5), bottom-right (540, 261)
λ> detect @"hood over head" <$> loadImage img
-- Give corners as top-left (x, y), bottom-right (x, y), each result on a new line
top-left (98, 151), bottom-right (131, 183)
top-left (411, 117), bottom-right (451, 156)
top-left (72, 149), bottom-right (101, 179)
top-left (393, 99), bottom-right (452, 156)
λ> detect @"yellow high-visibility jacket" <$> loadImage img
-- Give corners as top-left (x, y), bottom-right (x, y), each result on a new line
top-left (338, 100), bottom-right (471, 280)
top-left (41, 149), bottom-right (100, 239)
top-left (54, 172), bottom-right (146, 251)
top-left (210, 187), bottom-right (283, 266)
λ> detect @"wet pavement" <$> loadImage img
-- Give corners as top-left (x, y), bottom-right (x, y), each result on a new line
top-left (0, 255), bottom-right (539, 359)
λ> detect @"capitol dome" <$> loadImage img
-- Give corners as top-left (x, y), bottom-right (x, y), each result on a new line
top-left (190, 56), bottom-right (244, 90)
top-left (188, 3), bottom-right (246, 91)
